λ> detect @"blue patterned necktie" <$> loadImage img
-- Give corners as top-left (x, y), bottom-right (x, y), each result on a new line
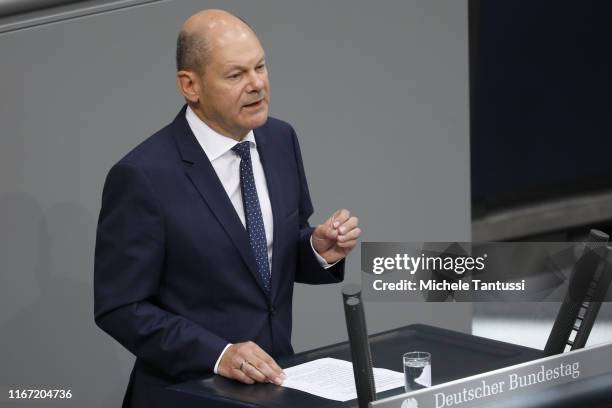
top-left (232, 141), bottom-right (271, 292)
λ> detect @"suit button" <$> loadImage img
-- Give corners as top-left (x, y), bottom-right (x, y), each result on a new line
top-left (269, 307), bottom-right (276, 316)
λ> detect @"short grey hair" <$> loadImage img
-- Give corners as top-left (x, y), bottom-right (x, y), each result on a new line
top-left (176, 30), bottom-right (211, 74)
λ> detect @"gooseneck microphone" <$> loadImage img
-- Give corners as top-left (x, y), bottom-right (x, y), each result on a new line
top-left (571, 243), bottom-right (612, 350)
top-left (544, 229), bottom-right (609, 356)
top-left (342, 284), bottom-right (376, 408)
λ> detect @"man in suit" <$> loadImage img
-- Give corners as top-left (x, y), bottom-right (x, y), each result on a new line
top-left (94, 9), bottom-right (360, 406)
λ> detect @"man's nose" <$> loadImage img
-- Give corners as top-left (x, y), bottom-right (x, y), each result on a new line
top-left (245, 71), bottom-right (265, 92)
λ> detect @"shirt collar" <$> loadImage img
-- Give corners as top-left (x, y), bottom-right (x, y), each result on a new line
top-left (185, 106), bottom-right (256, 161)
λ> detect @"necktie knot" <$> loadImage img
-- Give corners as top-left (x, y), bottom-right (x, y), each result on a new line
top-left (232, 141), bottom-right (251, 161)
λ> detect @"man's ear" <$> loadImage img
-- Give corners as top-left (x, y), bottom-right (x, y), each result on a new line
top-left (176, 70), bottom-right (201, 103)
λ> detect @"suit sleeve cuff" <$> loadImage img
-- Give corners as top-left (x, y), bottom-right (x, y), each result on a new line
top-left (310, 236), bottom-right (340, 269)
top-left (213, 343), bottom-right (233, 374)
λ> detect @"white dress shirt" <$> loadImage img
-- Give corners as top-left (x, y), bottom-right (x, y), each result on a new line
top-left (186, 106), bottom-right (274, 264)
top-left (185, 107), bottom-right (331, 374)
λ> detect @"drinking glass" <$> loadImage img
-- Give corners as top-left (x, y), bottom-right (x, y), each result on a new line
top-left (403, 351), bottom-right (431, 392)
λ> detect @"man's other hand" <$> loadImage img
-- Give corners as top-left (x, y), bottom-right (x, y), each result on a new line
top-left (217, 341), bottom-right (286, 385)
top-left (312, 209), bottom-right (361, 264)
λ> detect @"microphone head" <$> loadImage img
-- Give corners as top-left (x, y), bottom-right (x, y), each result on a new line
top-left (342, 284), bottom-right (362, 300)
top-left (589, 229), bottom-right (609, 242)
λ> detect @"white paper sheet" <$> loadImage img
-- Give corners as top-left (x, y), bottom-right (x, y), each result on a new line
top-left (281, 357), bottom-right (404, 402)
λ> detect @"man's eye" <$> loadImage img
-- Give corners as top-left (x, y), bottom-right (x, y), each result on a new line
top-left (228, 73), bottom-right (241, 80)
top-left (256, 64), bottom-right (266, 71)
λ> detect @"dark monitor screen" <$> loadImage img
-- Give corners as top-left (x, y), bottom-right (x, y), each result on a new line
top-left (470, 0), bottom-right (612, 212)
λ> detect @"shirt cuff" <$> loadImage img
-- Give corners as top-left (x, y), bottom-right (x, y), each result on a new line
top-left (310, 236), bottom-right (340, 269)
top-left (213, 343), bottom-right (233, 374)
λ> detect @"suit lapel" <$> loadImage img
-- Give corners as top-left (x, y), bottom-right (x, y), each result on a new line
top-left (254, 127), bottom-right (284, 302)
top-left (171, 107), bottom-right (268, 296)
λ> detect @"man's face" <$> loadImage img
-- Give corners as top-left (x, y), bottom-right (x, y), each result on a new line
top-left (196, 31), bottom-right (269, 139)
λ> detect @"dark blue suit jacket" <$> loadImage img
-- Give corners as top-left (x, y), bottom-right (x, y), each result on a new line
top-left (94, 107), bottom-right (344, 407)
